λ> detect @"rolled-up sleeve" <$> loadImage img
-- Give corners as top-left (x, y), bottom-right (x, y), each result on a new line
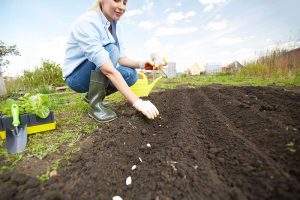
top-left (72, 19), bottom-right (109, 68)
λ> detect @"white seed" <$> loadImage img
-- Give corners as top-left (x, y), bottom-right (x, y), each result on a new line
top-left (126, 176), bottom-right (132, 185)
top-left (131, 165), bottom-right (137, 170)
top-left (49, 170), bottom-right (58, 177)
top-left (139, 157), bottom-right (143, 162)
top-left (112, 196), bottom-right (123, 200)
top-left (147, 143), bottom-right (151, 147)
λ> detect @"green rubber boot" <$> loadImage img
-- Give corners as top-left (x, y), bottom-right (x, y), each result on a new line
top-left (88, 70), bottom-right (117, 122)
top-left (83, 93), bottom-right (111, 107)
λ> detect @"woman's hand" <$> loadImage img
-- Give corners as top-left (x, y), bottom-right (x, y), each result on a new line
top-left (150, 53), bottom-right (168, 70)
top-left (138, 61), bottom-right (156, 70)
top-left (138, 54), bottom-right (167, 70)
top-left (133, 99), bottom-right (159, 119)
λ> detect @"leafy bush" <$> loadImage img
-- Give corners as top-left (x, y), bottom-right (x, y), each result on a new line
top-left (0, 93), bottom-right (50, 118)
top-left (6, 60), bottom-right (65, 95)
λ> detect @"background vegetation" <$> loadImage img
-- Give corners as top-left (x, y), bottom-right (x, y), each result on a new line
top-left (2, 47), bottom-right (300, 97)
top-left (5, 60), bottom-right (65, 95)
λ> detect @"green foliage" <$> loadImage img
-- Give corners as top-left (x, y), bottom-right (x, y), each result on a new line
top-left (6, 60), bottom-right (65, 95)
top-left (35, 85), bottom-right (56, 94)
top-left (20, 93), bottom-right (50, 118)
top-left (0, 40), bottom-right (20, 69)
top-left (0, 138), bottom-right (23, 173)
top-left (31, 143), bottom-right (59, 160)
top-left (37, 167), bottom-right (51, 182)
top-left (21, 60), bottom-right (64, 89)
top-left (0, 98), bottom-right (21, 116)
top-left (0, 41), bottom-right (20, 97)
top-left (286, 141), bottom-right (296, 153)
top-left (0, 93), bottom-right (50, 118)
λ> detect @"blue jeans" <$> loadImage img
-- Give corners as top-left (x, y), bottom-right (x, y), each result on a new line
top-left (65, 44), bottom-right (138, 93)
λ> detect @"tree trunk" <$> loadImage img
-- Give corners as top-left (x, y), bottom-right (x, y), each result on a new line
top-left (0, 75), bottom-right (7, 96)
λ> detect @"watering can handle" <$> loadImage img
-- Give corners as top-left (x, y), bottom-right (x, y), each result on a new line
top-left (138, 72), bottom-right (147, 80)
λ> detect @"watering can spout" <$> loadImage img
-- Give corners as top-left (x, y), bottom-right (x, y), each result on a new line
top-left (149, 76), bottom-right (162, 92)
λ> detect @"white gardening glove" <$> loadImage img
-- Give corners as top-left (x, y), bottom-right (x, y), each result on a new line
top-left (133, 99), bottom-right (159, 119)
top-left (150, 53), bottom-right (168, 70)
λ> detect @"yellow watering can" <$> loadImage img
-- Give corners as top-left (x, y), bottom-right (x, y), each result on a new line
top-left (130, 72), bottom-right (162, 97)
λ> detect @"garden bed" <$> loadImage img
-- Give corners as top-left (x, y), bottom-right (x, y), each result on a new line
top-left (0, 85), bottom-right (299, 200)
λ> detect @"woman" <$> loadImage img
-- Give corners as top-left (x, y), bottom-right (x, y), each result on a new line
top-left (62, 0), bottom-right (159, 122)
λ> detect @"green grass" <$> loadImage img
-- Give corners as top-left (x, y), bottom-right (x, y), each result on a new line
top-left (1, 69), bottom-right (299, 179)
top-left (0, 139), bottom-right (23, 173)
top-left (156, 70), bottom-right (300, 90)
top-left (37, 145), bottom-right (81, 182)
top-left (0, 91), bottom-right (124, 178)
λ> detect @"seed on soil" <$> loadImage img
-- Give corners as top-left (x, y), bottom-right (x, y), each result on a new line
top-left (207, 153), bottom-right (214, 159)
top-left (209, 147), bottom-right (219, 154)
top-left (112, 196), bottom-right (123, 200)
top-left (139, 157), bottom-right (143, 162)
top-left (167, 161), bottom-right (178, 172)
top-left (126, 176), bottom-right (132, 185)
top-left (26, 178), bottom-right (40, 188)
top-left (147, 143), bottom-right (151, 147)
top-left (50, 170), bottom-right (58, 177)
top-left (141, 129), bottom-right (147, 135)
top-left (131, 165), bottom-right (137, 170)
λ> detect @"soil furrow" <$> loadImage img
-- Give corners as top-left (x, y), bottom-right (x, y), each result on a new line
top-left (0, 86), bottom-right (299, 200)
top-left (222, 86), bottom-right (300, 130)
top-left (200, 86), bottom-right (300, 182)
top-left (210, 85), bottom-right (299, 131)
top-left (122, 89), bottom-right (230, 200)
top-left (192, 87), bottom-right (300, 200)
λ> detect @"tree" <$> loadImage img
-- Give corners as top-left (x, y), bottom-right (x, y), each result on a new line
top-left (0, 40), bottom-right (20, 96)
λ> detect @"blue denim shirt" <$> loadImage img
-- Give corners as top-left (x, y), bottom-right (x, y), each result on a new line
top-left (62, 10), bottom-right (126, 79)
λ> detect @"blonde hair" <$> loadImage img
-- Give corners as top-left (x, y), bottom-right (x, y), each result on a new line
top-left (88, 0), bottom-right (101, 12)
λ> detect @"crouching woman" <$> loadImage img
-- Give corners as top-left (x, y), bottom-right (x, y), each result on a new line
top-left (61, 0), bottom-right (159, 122)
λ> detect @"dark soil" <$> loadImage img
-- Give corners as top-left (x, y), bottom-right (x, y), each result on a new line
top-left (1, 85), bottom-right (300, 200)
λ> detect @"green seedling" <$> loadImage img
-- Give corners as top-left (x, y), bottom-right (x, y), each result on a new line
top-left (286, 142), bottom-right (296, 153)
